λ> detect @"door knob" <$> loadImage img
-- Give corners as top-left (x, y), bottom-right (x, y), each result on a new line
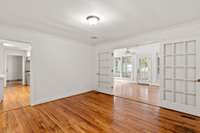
top-left (194, 79), bottom-right (200, 82)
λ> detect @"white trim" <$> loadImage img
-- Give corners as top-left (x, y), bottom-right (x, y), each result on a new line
top-left (160, 43), bottom-right (165, 104)
top-left (195, 38), bottom-right (200, 116)
top-left (114, 78), bottom-right (137, 83)
top-left (96, 88), bottom-right (113, 95)
top-left (151, 82), bottom-right (160, 86)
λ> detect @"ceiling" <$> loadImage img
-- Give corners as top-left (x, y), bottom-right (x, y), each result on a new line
top-left (0, 0), bottom-right (200, 45)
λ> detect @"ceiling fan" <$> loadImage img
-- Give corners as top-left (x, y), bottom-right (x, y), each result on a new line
top-left (125, 48), bottom-right (135, 55)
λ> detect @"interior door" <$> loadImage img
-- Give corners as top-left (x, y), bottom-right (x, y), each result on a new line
top-left (97, 51), bottom-right (113, 95)
top-left (160, 40), bottom-right (200, 116)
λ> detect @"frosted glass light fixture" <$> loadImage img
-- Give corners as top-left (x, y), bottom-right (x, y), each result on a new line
top-left (86, 15), bottom-right (100, 25)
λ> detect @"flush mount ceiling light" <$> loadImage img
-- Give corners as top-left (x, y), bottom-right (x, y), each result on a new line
top-left (86, 15), bottom-right (100, 25)
top-left (91, 36), bottom-right (98, 39)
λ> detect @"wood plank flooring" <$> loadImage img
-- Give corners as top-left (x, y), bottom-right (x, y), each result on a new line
top-left (114, 79), bottom-right (160, 106)
top-left (0, 91), bottom-right (199, 133)
top-left (0, 81), bottom-right (30, 112)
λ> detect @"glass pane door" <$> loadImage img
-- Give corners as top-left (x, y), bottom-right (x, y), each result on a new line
top-left (97, 51), bottom-right (113, 94)
top-left (121, 56), bottom-right (132, 79)
top-left (160, 40), bottom-right (200, 116)
top-left (137, 56), bottom-right (152, 84)
top-left (113, 57), bottom-right (121, 77)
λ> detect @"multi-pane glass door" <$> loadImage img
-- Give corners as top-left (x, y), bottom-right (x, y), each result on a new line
top-left (121, 56), bottom-right (132, 79)
top-left (113, 57), bottom-right (121, 77)
top-left (137, 55), bottom-right (152, 84)
top-left (97, 51), bottom-right (113, 94)
top-left (160, 40), bottom-right (200, 116)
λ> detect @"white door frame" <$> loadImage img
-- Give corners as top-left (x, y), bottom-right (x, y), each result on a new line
top-left (4, 52), bottom-right (26, 87)
top-left (160, 37), bottom-right (200, 116)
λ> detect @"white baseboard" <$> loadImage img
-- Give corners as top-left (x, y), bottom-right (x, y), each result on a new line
top-left (31, 88), bottom-right (94, 106)
top-left (114, 78), bottom-right (137, 83)
top-left (114, 79), bottom-right (160, 86)
top-left (96, 88), bottom-right (113, 95)
top-left (151, 82), bottom-right (160, 86)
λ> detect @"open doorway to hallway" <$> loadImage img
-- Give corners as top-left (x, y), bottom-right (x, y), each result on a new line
top-left (7, 55), bottom-right (23, 86)
top-left (113, 43), bottom-right (160, 106)
top-left (0, 40), bottom-right (31, 112)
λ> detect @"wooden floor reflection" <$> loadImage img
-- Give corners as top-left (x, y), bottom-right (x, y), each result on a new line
top-left (0, 91), bottom-right (199, 133)
top-left (114, 79), bottom-right (160, 106)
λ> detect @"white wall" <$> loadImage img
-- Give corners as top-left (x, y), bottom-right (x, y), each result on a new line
top-left (7, 56), bottom-right (23, 81)
top-left (0, 24), bottom-right (95, 105)
top-left (95, 20), bottom-right (200, 93)
top-left (0, 44), bottom-right (4, 75)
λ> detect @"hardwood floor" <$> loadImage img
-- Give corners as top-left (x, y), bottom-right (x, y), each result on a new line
top-left (0, 81), bottom-right (30, 112)
top-left (0, 91), bottom-right (199, 133)
top-left (114, 79), bottom-right (160, 106)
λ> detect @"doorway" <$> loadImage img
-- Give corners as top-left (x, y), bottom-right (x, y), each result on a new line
top-left (0, 41), bottom-right (31, 112)
top-left (97, 40), bottom-right (200, 116)
top-left (113, 44), bottom-right (160, 106)
top-left (6, 55), bottom-right (23, 86)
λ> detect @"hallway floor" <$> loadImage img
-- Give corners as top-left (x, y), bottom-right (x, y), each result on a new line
top-left (0, 81), bottom-right (30, 112)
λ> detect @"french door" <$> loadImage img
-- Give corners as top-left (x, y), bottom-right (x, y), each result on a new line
top-left (97, 51), bottom-right (113, 95)
top-left (121, 56), bottom-right (132, 79)
top-left (137, 55), bottom-right (152, 85)
top-left (160, 40), bottom-right (200, 116)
